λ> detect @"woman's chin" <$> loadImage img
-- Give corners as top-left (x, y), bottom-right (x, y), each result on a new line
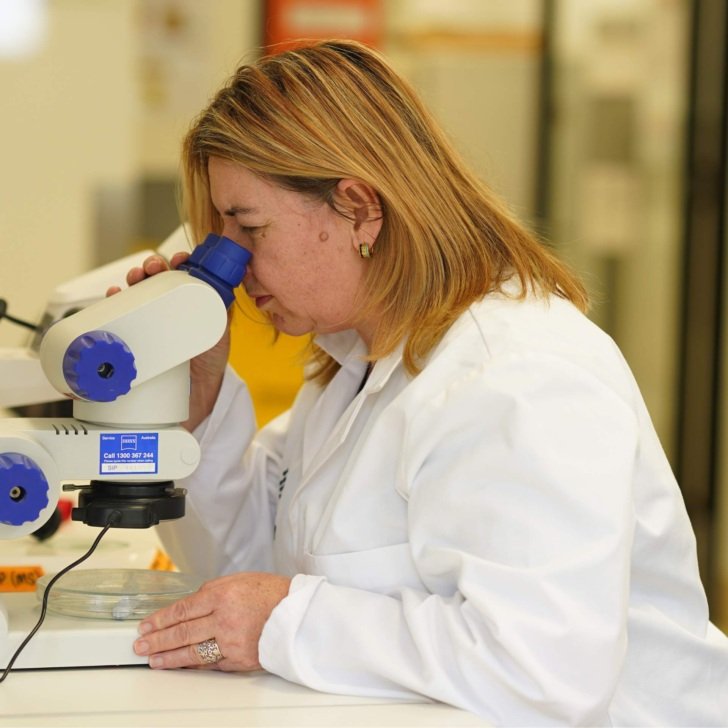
top-left (270, 313), bottom-right (313, 338)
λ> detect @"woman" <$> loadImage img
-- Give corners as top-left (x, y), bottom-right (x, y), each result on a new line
top-left (129, 40), bottom-right (728, 724)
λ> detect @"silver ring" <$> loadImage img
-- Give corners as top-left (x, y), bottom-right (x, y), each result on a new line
top-left (196, 638), bottom-right (224, 664)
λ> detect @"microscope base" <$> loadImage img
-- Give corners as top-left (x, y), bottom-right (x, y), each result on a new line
top-left (1, 592), bottom-right (146, 670)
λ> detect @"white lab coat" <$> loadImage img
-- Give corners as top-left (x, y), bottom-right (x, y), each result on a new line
top-left (157, 288), bottom-right (728, 726)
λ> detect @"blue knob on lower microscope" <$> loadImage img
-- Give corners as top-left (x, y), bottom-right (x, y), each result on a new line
top-left (0, 453), bottom-right (49, 526)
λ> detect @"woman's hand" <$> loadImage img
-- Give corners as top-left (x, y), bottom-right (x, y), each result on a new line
top-left (132, 572), bottom-right (292, 671)
top-left (107, 251), bottom-right (232, 432)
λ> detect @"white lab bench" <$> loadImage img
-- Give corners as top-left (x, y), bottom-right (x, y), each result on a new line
top-left (1, 522), bottom-right (490, 727)
top-left (0, 667), bottom-right (490, 727)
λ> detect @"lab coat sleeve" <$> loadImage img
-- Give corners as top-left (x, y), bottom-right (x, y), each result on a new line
top-left (155, 366), bottom-right (286, 577)
top-left (259, 353), bottom-right (639, 725)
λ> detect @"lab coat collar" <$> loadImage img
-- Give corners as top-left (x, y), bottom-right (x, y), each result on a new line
top-left (314, 330), bottom-right (405, 393)
top-left (315, 330), bottom-right (366, 367)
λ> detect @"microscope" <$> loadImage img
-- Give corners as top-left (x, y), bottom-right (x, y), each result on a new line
top-left (0, 233), bottom-right (249, 537)
top-left (0, 234), bottom-right (250, 663)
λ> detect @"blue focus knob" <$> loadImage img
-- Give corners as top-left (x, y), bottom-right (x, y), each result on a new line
top-left (62, 330), bottom-right (137, 402)
top-left (0, 453), bottom-right (49, 526)
top-left (178, 234), bottom-right (251, 309)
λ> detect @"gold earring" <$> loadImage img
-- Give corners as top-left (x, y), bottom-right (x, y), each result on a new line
top-left (359, 243), bottom-right (373, 259)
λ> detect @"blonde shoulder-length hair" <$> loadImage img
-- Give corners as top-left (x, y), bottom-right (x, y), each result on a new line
top-left (181, 39), bottom-right (588, 384)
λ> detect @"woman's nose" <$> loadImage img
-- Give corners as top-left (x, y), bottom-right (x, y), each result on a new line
top-left (241, 259), bottom-right (255, 285)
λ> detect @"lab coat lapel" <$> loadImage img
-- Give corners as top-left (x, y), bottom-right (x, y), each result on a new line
top-left (300, 349), bottom-right (403, 487)
top-left (301, 362), bottom-right (364, 474)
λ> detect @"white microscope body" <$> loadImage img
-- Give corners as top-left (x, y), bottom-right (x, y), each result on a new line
top-left (0, 233), bottom-right (250, 658)
top-left (0, 271), bottom-right (223, 540)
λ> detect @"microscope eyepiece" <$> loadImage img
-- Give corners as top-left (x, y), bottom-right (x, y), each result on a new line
top-left (178, 234), bottom-right (251, 309)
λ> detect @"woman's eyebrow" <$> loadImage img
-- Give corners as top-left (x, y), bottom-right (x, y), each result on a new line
top-left (224, 205), bottom-right (258, 217)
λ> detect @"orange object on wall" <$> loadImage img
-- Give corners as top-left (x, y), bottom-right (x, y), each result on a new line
top-left (264, 0), bottom-right (383, 52)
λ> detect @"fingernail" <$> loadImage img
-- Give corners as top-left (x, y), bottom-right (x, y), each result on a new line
top-left (149, 656), bottom-right (163, 668)
top-left (138, 622), bottom-right (153, 635)
top-left (134, 639), bottom-right (149, 655)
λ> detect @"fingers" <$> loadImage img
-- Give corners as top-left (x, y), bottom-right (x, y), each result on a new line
top-left (127, 254), bottom-right (169, 286)
top-left (137, 612), bottom-right (210, 654)
top-left (134, 618), bottom-right (218, 668)
top-left (169, 251), bottom-right (191, 268)
top-left (106, 251), bottom-right (190, 299)
top-left (133, 573), bottom-right (291, 673)
top-left (138, 638), bottom-right (225, 670)
top-left (134, 591), bottom-right (219, 667)
top-left (139, 588), bottom-right (212, 633)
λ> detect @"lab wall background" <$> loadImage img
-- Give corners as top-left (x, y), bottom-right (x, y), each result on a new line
top-left (0, 0), bottom-right (726, 630)
top-left (0, 0), bottom-right (137, 340)
top-left (0, 0), bottom-right (260, 346)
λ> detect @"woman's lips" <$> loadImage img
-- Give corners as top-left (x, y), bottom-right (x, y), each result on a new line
top-left (254, 295), bottom-right (273, 309)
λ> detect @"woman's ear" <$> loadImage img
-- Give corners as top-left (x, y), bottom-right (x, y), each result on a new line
top-left (334, 179), bottom-right (383, 249)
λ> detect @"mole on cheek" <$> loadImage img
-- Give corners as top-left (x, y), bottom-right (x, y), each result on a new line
top-left (319, 231), bottom-right (329, 242)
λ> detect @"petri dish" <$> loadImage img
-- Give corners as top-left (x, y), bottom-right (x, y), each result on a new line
top-left (36, 568), bottom-right (202, 621)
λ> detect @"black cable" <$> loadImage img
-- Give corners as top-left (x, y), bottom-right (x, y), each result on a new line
top-left (0, 510), bottom-right (122, 683)
top-left (0, 299), bottom-right (38, 332)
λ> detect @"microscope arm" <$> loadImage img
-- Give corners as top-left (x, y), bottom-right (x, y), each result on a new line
top-left (40, 271), bottom-right (227, 425)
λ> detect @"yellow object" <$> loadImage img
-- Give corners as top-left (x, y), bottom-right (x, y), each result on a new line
top-left (228, 291), bottom-right (307, 426)
top-left (148, 549), bottom-right (176, 572)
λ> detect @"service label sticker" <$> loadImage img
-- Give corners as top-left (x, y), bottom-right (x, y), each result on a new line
top-left (99, 432), bottom-right (159, 475)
